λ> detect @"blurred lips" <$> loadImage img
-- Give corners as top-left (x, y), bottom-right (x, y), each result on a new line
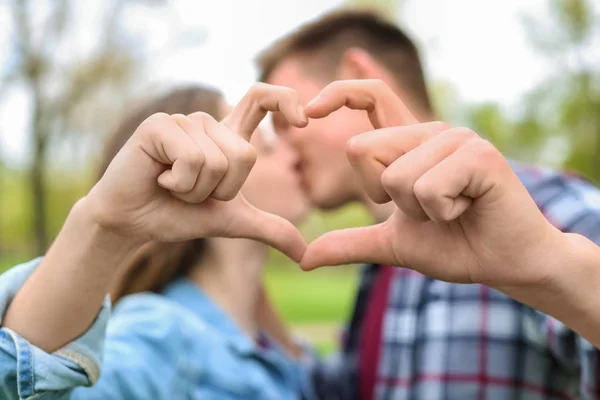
top-left (293, 160), bottom-right (309, 192)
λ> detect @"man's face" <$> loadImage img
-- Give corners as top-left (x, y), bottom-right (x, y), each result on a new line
top-left (267, 58), bottom-right (374, 210)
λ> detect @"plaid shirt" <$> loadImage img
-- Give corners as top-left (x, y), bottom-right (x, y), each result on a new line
top-left (307, 162), bottom-right (600, 400)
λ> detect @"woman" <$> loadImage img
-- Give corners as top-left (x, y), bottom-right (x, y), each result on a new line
top-left (0, 84), bottom-right (315, 399)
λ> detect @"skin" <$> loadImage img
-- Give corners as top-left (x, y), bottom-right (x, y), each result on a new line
top-left (3, 65), bottom-right (600, 364)
top-left (1, 83), bottom-right (310, 352)
top-left (189, 98), bottom-right (309, 339)
top-left (268, 50), bottom-right (427, 216)
top-left (298, 79), bottom-right (600, 348)
top-left (268, 60), bottom-right (600, 348)
top-left (269, 59), bottom-right (372, 210)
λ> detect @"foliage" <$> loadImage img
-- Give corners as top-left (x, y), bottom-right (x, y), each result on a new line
top-left (0, 0), bottom-right (161, 253)
top-left (469, 0), bottom-right (600, 183)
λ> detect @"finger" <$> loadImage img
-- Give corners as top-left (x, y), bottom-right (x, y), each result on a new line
top-left (345, 121), bottom-right (450, 203)
top-left (413, 138), bottom-right (519, 223)
top-left (170, 114), bottom-right (228, 203)
top-left (137, 113), bottom-right (204, 194)
top-left (299, 223), bottom-right (397, 271)
top-left (380, 127), bottom-right (478, 220)
top-left (304, 79), bottom-right (419, 129)
top-left (229, 198), bottom-right (307, 262)
top-left (258, 124), bottom-right (278, 150)
top-left (188, 112), bottom-right (257, 201)
top-left (222, 83), bottom-right (308, 141)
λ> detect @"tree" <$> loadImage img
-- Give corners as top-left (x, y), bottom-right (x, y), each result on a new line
top-left (1, 0), bottom-right (159, 254)
top-left (469, 0), bottom-right (600, 182)
top-left (521, 0), bottom-right (600, 179)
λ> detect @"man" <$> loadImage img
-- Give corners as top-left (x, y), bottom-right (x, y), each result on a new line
top-left (1, 83), bottom-right (600, 399)
top-left (258, 9), bottom-right (600, 399)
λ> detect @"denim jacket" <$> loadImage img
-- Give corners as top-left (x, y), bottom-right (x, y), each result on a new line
top-left (0, 259), bottom-right (315, 399)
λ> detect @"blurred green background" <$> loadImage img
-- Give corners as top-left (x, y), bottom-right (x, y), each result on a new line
top-left (1, 0), bottom-right (600, 354)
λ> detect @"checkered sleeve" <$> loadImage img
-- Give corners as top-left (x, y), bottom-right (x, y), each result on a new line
top-left (522, 166), bottom-right (600, 399)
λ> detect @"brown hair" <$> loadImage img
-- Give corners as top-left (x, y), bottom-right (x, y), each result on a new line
top-left (257, 8), bottom-right (432, 115)
top-left (100, 85), bottom-right (224, 303)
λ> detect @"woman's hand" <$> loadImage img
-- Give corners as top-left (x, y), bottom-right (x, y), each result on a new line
top-left (87, 83), bottom-right (309, 261)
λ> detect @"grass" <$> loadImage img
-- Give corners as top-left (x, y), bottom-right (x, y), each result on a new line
top-left (265, 263), bottom-right (358, 354)
top-left (265, 264), bottom-right (357, 324)
top-left (0, 255), bottom-right (28, 273)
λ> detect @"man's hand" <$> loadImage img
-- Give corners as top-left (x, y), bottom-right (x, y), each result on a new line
top-left (300, 79), bottom-right (568, 289)
top-left (87, 83), bottom-right (309, 262)
top-left (301, 79), bottom-right (600, 349)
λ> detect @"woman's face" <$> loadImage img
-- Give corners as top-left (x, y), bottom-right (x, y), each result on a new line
top-left (219, 101), bottom-right (310, 225)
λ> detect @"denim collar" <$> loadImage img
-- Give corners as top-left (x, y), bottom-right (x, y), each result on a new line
top-left (162, 278), bottom-right (258, 355)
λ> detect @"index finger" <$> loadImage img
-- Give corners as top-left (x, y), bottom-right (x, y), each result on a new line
top-left (304, 79), bottom-right (419, 129)
top-left (221, 83), bottom-right (309, 141)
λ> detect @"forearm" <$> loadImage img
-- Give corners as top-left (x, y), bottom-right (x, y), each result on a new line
top-left (499, 232), bottom-right (600, 348)
top-left (2, 197), bottom-right (143, 352)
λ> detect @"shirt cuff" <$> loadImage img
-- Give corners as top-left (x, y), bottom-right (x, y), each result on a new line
top-left (0, 258), bottom-right (111, 398)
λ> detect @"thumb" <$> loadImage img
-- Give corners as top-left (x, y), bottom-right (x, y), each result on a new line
top-left (229, 201), bottom-right (307, 263)
top-left (300, 223), bottom-right (396, 271)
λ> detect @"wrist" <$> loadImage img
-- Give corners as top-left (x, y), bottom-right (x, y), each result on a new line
top-left (69, 196), bottom-right (146, 257)
top-left (2, 197), bottom-right (146, 351)
top-left (500, 231), bottom-right (600, 346)
top-left (550, 233), bottom-right (600, 320)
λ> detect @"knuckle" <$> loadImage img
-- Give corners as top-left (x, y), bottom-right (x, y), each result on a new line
top-left (249, 82), bottom-right (269, 97)
top-left (413, 178), bottom-right (436, 205)
top-left (324, 80), bottom-right (343, 95)
top-left (184, 148), bottom-right (206, 170)
top-left (345, 135), bottom-right (371, 161)
top-left (137, 113), bottom-right (175, 141)
top-left (365, 79), bottom-right (389, 98)
top-left (367, 78), bottom-right (386, 89)
top-left (281, 87), bottom-right (299, 101)
top-left (206, 155), bottom-right (229, 176)
top-left (231, 141), bottom-right (257, 166)
top-left (468, 138), bottom-right (500, 160)
top-left (443, 127), bottom-right (478, 142)
top-left (146, 112), bottom-right (171, 125)
top-left (140, 112), bottom-right (171, 131)
top-left (170, 113), bottom-right (187, 120)
top-left (187, 111), bottom-right (214, 124)
top-left (328, 80), bottom-right (343, 90)
top-left (380, 167), bottom-right (401, 194)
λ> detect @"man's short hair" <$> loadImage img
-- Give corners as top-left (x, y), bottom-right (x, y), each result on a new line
top-left (257, 8), bottom-right (432, 114)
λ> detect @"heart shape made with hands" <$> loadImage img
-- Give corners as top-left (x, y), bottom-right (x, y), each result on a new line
top-left (91, 82), bottom-right (311, 264)
top-left (292, 79), bottom-right (556, 290)
top-left (151, 79), bottom-right (554, 289)
top-left (211, 80), bottom-right (419, 267)
top-left (133, 80), bottom-right (414, 267)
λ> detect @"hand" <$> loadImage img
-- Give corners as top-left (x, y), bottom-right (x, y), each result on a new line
top-left (86, 83), bottom-right (309, 261)
top-left (300, 79), bottom-right (568, 288)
